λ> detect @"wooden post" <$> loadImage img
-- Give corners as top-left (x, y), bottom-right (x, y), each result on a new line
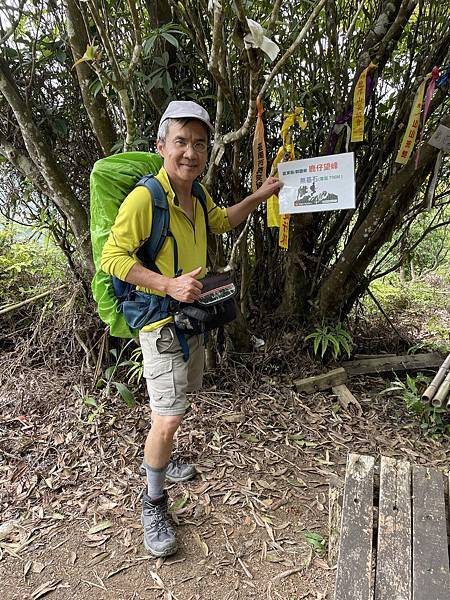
top-left (431, 371), bottom-right (450, 408)
top-left (341, 353), bottom-right (443, 376)
top-left (422, 352), bottom-right (450, 404)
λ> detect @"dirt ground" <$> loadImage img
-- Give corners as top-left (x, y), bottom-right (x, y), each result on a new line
top-left (1, 343), bottom-right (449, 600)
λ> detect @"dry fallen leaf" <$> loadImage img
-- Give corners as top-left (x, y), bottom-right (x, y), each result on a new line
top-left (222, 413), bottom-right (245, 423)
top-left (0, 522), bottom-right (16, 541)
top-left (87, 551), bottom-right (109, 567)
top-left (150, 570), bottom-right (165, 589)
top-left (31, 578), bottom-right (62, 600)
top-left (32, 561), bottom-right (45, 574)
top-left (24, 560), bottom-right (32, 578)
top-left (193, 532), bottom-right (209, 557)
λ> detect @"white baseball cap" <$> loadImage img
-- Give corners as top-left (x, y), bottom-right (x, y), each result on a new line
top-left (159, 100), bottom-right (214, 133)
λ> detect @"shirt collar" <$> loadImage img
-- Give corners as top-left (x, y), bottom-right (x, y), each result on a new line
top-left (156, 166), bottom-right (200, 207)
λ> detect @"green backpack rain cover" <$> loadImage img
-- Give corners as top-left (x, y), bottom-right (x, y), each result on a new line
top-left (90, 151), bottom-right (163, 338)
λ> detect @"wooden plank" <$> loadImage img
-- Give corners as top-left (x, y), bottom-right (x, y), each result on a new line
top-left (341, 352), bottom-right (443, 376)
top-left (328, 484), bottom-right (343, 566)
top-left (375, 457), bottom-right (411, 600)
top-left (354, 353), bottom-right (397, 359)
top-left (412, 466), bottom-right (450, 600)
top-left (334, 453), bottom-right (375, 600)
top-left (294, 367), bottom-right (347, 394)
top-left (332, 384), bottom-right (362, 414)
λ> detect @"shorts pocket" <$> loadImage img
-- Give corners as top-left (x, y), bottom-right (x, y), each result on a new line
top-left (156, 325), bottom-right (178, 354)
top-left (145, 357), bottom-right (176, 405)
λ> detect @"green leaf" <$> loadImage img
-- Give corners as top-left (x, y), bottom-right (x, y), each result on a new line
top-left (143, 34), bottom-right (157, 56)
top-left (330, 336), bottom-right (341, 358)
top-left (161, 32), bottom-right (179, 48)
top-left (170, 494), bottom-right (188, 512)
top-left (105, 365), bottom-right (115, 380)
top-left (73, 44), bottom-right (96, 68)
top-left (89, 78), bottom-right (103, 97)
top-left (113, 382), bottom-right (135, 408)
top-left (340, 338), bottom-right (352, 358)
top-left (83, 396), bottom-right (97, 407)
top-left (303, 531), bottom-right (326, 555)
top-left (313, 335), bottom-right (320, 356)
top-left (118, 360), bottom-right (132, 368)
top-left (88, 520), bottom-right (112, 534)
top-left (320, 336), bottom-right (329, 358)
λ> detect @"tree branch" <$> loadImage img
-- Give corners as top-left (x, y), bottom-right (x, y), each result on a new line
top-left (127, 0), bottom-right (143, 81)
top-left (0, 0), bottom-right (26, 45)
top-left (0, 58), bottom-right (93, 272)
top-left (258, 0), bottom-right (327, 101)
top-left (0, 133), bottom-right (50, 196)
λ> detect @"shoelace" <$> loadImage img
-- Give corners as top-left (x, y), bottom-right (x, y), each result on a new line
top-left (143, 501), bottom-right (170, 533)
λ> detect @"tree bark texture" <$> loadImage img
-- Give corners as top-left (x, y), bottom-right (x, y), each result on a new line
top-left (64, 0), bottom-right (116, 156)
top-left (318, 121), bottom-right (448, 317)
top-left (0, 58), bottom-right (94, 274)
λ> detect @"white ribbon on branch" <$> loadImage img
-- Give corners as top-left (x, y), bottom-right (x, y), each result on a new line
top-left (244, 19), bottom-right (280, 62)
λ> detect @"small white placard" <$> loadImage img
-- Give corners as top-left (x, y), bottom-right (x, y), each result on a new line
top-left (428, 125), bottom-right (450, 152)
top-left (278, 152), bottom-right (355, 214)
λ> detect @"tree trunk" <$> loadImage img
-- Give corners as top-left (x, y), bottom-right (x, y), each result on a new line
top-left (279, 213), bottom-right (315, 318)
top-left (64, 0), bottom-right (116, 156)
top-left (0, 58), bottom-right (94, 274)
top-left (318, 127), bottom-right (447, 317)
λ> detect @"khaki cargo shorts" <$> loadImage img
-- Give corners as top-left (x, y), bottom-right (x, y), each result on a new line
top-left (139, 324), bottom-right (205, 416)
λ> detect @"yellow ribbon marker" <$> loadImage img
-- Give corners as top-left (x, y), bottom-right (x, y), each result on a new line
top-left (267, 107), bottom-right (307, 235)
top-left (351, 62), bottom-right (377, 143)
top-left (252, 98), bottom-right (267, 192)
top-left (267, 146), bottom-right (286, 227)
top-left (396, 73), bottom-right (432, 165)
top-left (278, 214), bottom-right (290, 249)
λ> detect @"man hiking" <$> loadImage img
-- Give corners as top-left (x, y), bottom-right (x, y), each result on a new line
top-left (101, 100), bottom-right (281, 557)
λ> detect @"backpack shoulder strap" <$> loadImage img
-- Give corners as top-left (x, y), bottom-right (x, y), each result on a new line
top-left (135, 175), bottom-right (170, 273)
top-left (135, 177), bottom-right (208, 276)
top-left (193, 181), bottom-right (209, 233)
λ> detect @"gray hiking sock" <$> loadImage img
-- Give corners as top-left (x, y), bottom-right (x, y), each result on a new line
top-left (144, 463), bottom-right (168, 500)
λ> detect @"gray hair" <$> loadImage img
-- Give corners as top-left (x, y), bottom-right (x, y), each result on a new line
top-left (157, 118), bottom-right (176, 143)
top-left (157, 117), bottom-right (210, 144)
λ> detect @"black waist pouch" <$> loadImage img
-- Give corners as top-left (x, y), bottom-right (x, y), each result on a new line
top-left (173, 274), bottom-right (237, 335)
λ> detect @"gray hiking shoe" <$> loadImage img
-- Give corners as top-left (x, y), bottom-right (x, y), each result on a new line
top-left (141, 490), bottom-right (177, 557)
top-left (165, 459), bottom-right (197, 483)
top-left (140, 459), bottom-right (197, 483)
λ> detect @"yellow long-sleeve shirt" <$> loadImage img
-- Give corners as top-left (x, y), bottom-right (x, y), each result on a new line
top-left (101, 166), bottom-right (231, 330)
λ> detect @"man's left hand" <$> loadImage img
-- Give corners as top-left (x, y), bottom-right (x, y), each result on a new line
top-left (226, 176), bottom-right (284, 229)
top-left (250, 176), bottom-right (283, 205)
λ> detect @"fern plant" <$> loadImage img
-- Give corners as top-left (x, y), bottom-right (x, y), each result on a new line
top-left (305, 323), bottom-right (353, 360)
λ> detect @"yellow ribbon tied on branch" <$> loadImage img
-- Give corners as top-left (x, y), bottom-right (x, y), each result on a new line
top-left (351, 62), bottom-right (377, 143)
top-left (252, 98), bottom-right (267, 192)
top-left (267, 107), bottom-right (307, 244)
top-left (395, 72), bottom-right (432, 165)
